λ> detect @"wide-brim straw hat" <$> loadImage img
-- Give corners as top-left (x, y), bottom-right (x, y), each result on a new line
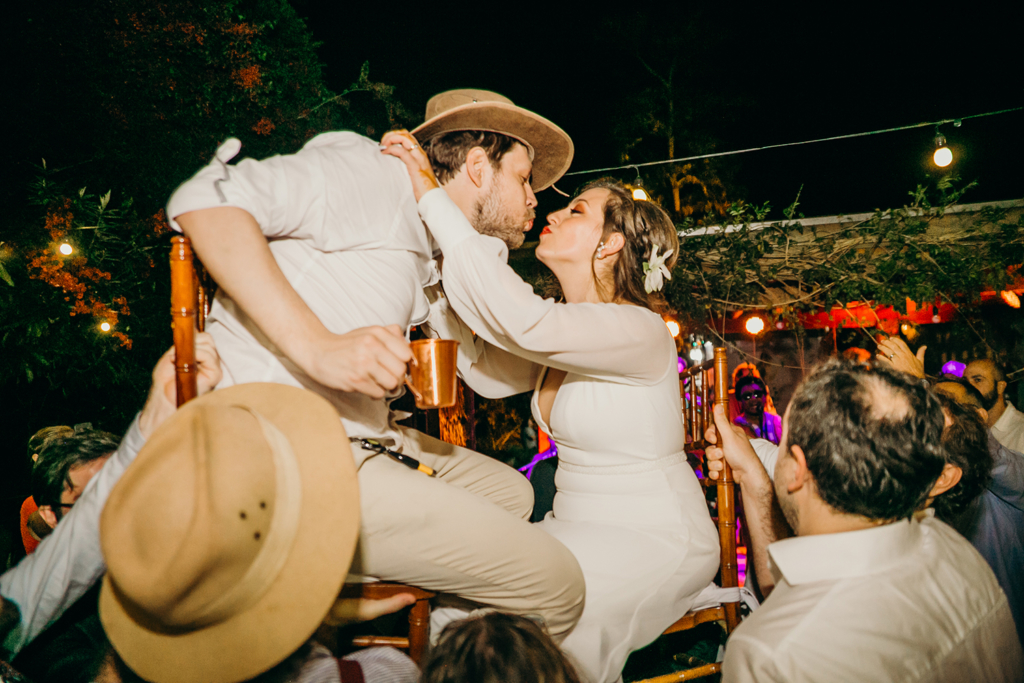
top-left (99, 384), bottom-right (359, 683)
top-left (412, 89), bottom-right (573, 192)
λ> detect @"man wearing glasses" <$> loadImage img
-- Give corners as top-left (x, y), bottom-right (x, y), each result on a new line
top-left (734, 375), bottom-right (782, 445)
top-left (30, 427), bottom-right (119, 533)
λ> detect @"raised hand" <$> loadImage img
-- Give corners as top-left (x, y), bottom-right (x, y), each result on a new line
top-left (139, 332), bottom-right (223, 438)
top-left (704, 404), bottom-right (771, 485)
top-left (301, 325), bottom-right (413, 399)
top-left (380, 129), bottom-right (440, 202)
top-left (876, 336), bottom-right (926, 378)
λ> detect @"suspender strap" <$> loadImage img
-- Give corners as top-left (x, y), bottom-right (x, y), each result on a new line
top-left (336, 658), bottom-right (366, 683)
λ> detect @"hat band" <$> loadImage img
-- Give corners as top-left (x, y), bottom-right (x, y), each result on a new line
top-left (189, 407), bottom-right (303, 627)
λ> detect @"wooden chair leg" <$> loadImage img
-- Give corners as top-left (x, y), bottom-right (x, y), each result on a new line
top-left (407, 597), bottom-right (430, 664)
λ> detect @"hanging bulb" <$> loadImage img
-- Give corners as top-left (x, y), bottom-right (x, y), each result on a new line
top-left (631, 166), bottom-right (649, 201)
top-left (745, 315), bottom-right (765, 335)
top-left (59, 243), bottom-right (73, 255)
top-left (933, 130), bottom-right (952, 167)
top-left (100, 322), bottom-right (111, 332)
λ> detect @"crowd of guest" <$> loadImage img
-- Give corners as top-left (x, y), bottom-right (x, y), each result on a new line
top-left (0, 332), bottom-right (1019, 682)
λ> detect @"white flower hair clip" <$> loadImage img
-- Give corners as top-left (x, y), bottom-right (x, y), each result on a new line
top-left (643, 245), bottom-right (673, 293)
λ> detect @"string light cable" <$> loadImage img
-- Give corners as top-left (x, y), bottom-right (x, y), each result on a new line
top-left (561, 106), bottom-right (1023, 178)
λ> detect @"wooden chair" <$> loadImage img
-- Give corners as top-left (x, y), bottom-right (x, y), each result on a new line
top-left (170, 236), bottom-right (436, 663)
top-left (634, 348), bottom-right (744, 682)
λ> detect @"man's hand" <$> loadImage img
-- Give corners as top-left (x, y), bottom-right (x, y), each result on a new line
top-left (323, 592), bottom-right (418, 627)
top-left (704, 404), bottom-right (771, 486)
top-left (138, 332), bottom-right (223, 438)
top-left (380, 130), bottom-right (439, 202)
top-left (876, 336), bottom-right (926, 378)
top-left (302, 325), bottom-right (413, 399)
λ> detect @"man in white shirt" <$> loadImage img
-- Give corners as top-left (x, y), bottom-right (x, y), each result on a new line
top-left (705, 360), bottom-right (1023, 683)
top-left (966, 358), bottom-right (1024, 453)
top-left (166, 90), bottom-right (585, 640)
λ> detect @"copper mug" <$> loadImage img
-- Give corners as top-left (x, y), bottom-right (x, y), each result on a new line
top-left (405, 339), bottom-right (459, 409)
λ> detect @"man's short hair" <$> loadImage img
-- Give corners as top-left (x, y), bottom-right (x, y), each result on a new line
top-left (931, 392), bottom-right (993, 521)
top-left (735, 375), bottom-right (767, 397)
top-left (786, 360), bottom-right (946, 521)
top-left (422, 131), bottom-right (522, 185)
top-left (30, 427), bottom-right (119, 508)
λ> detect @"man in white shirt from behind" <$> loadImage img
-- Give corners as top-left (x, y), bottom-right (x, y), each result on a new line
top-left (966, 358), bottom-right (1024, 454)
top-left (705, 359), bottom-right (1022, 683)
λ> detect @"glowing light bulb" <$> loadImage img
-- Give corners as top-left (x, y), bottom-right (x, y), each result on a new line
top-left (689, 347), bottom-right (703, 363)
top-left (1002, 290), bottom-right (1021, 309)
top-left (933, 147), bottom-right (953, 167)
top-left (59, 243), bottom-right (73, 255)
top-left (100, 322), bottom-right (111, 332)
top-left (745, 316), bottom-right (765, 335)
top-left (665, 320), bottom-right (680, 338)
top-left (632, 186), bottom-right (649, 201)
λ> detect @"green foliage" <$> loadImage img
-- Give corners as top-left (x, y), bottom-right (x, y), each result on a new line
top-left (15, 0), bottom-right (416, 215)
top-left (0, 166), bottom-right (168, 396)
top-left (665, 179), bottom-right (1024, 329)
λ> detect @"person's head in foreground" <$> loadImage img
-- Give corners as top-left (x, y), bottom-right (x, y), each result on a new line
top-left (536, 178), bottom-right (679, 309)
top-left (925, 381), bottom-right (993, 522)
top-left (32, 424), bottom-right (119, 528)
top-left (775, 359), bottom-right (947, 532)
top-left (422, 612), bottom-right (582, 683)
top-left (98, 383), bottom-right (360, 683)
top-left (415, 89), bottom-right (573, 250)
top-left (735, 375), bottom-right (769, 422)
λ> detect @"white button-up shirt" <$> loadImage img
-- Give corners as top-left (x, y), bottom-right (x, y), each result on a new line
top-left (993, 401), bottom-right (1024, 455)
top-left (723, 516), bottom-right (1023, 683)
top-left (167, 134), bottom-right (438, 455)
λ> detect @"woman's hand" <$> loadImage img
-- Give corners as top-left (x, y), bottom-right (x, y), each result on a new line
top-left (380, 129), bottom-right (439, 202)
top-left (876, 336), bottom-right (926, 379)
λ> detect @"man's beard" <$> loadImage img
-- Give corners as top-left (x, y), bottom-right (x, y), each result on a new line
top-left (979, 385), bottom-right (1000, 411)
top-left (472, 180), bottom-right (534, 250)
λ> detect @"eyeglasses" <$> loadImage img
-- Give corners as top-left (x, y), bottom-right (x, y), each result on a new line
top-left (739, 390), bottom-right (766, 400)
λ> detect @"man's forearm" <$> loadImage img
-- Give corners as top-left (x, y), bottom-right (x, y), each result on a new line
top-left (739, 471), bottom-right (791, 596)
top-left (176, 207), bottom-right (328, 370)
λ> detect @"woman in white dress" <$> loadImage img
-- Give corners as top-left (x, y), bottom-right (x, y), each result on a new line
top-left (382, 133), bottom-right (720, 683)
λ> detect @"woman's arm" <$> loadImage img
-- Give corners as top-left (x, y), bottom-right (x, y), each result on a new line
top-left (421, 190), bottom-right (674, 384)
top-left (424, 285), bottom-right (540, 398)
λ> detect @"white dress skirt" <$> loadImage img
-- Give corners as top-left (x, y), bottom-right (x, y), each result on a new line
top-left (533, 356), bottom-right (720, 683)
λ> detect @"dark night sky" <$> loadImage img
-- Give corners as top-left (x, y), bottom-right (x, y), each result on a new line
top-left (292, 1), bottom-right (1023, 227)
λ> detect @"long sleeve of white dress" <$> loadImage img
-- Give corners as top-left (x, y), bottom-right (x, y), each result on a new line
top-left (423, 283), bottom-right (540, 399)
top-left (419, 189), bottom-right (675, 386)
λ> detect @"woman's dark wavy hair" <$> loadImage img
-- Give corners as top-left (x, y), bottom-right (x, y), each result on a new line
top-left (785, 359), bottom-right (947, 521)
top-left (421, 612), bottom-right (583, 683)
top-left (931, 391), bottom-right (993, 520)
top-left (578, 178), bottom-right (678, 313)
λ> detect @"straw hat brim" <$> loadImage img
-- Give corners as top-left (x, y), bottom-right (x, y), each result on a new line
top-left (412, 101), bottom-right (573, 192)
top-left (100, 384), bottom-right (359, 683)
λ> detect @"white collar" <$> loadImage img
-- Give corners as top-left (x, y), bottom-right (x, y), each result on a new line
top-left (768, 518), bottom-right (922, 586)
top-left (993, 401), bottom-right (1022, 431)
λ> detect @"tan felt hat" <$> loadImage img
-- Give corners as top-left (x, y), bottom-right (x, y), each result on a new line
top-left (99, 384), bottom-right (359, 683)
top-left (412, 89), bottom-right (573, 192)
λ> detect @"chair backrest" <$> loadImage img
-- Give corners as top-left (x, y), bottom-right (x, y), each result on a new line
top-left (170, 236), bottom-right (214, 407)
top-left (681, 347), bottom-right (740, 631)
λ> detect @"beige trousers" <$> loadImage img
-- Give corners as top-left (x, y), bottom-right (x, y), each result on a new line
top-left (350, 426), bottom-right (584, 641)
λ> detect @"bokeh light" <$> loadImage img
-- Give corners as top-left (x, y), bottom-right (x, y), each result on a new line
top-left (744, 316), bottom-right (765, 335)
top-left (100, 322), bottom-right (111, 332)
top-left (59, 243), bottom-right (73, 255)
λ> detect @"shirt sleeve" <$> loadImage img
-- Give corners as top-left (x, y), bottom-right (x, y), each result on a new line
top-left (423, 283), bottom-right (539, 399)
top-left (419, 188), bottom-right (675, 385)
top-left (0, 416), bottom-right (147, 656)
top-left (166, 133), bottom-right (419, 253)
top-left (722, 635), bottom-right (788, 683)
